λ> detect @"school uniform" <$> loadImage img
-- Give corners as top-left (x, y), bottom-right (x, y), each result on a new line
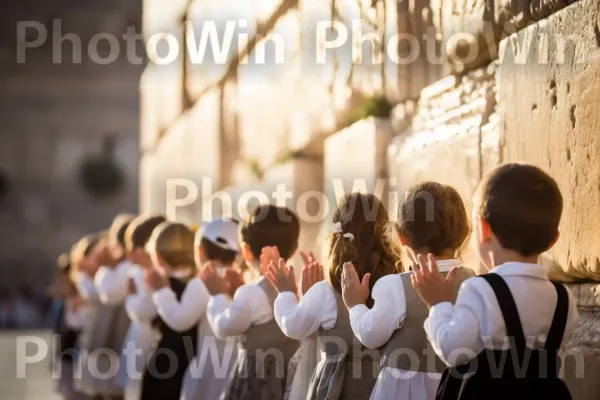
top-left (152, 276), bottom-right (236, 400)
top-left (52, 298), bottom-right (89, 400)
top-left (208, 276), bottom-right (299, 400)
top-left (424, 262), bottom-right (579, 399)
top-left (274, 280), bottom-right (379, 400)
top-left (122, 265), bottom-right (159, 400)
top-left (140, 276), bottom-right (199, 400)
top-left (349, 260), bottom-right (474, 400)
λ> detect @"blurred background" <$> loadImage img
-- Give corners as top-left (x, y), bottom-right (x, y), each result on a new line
top-left (2, 0), bottom-right (600, 398)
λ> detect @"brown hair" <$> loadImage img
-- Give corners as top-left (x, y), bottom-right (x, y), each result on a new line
top-left (125, 214), bottom-right (167, 252)
top-left (239, 205), bottom-right (300, 260)
top-left (397, 182), bottom-right (470, 257)
top-left (147, 222), bottom-right (196, 268)
top-left (327, 193), bottom-right (401, 306)
top-left (478, 163), bottom-right (563, 257)
top-left (109, 213), bottom-right (136, 248)
top-left (199, 238), bottom-right (238, 265)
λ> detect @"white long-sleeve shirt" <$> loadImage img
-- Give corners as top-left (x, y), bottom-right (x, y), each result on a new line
top-left (94, 260), bottom-right (132, 305)
top-left (206, 276), bottom-right (273, 339)
top-left (64, 303), bottom-right (89, 330)
top-left (348, 260), bottom-right (461, 400)
top-left (152, 277), bottom-right (209, 332)
top-left (74, 272), bottom-right (99, 302)
top-left (273, 280), bottom-right (338, 340)
top-left (425, 261), bottom-right (580, 367)
top-left (349, 259), bottom-right (460, 349)
top-left (124, 266), bottom-right (157, 323)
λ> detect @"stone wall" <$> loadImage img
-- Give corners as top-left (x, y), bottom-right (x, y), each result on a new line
top-left (0, 0), bottom-right (142, 290)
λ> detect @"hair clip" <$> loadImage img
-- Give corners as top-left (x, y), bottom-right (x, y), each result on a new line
top-left (330, 222), bottom-right (355, 242)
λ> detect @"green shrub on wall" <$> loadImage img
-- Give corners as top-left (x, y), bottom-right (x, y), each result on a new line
top-left (344, 94), bottom-right (393, 128)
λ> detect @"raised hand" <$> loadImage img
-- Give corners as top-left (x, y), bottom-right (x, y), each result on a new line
top-left (131, 248), bottom-right (153, 270)
top-left (223, 268), bottom-right (244, 297)
top-left (265, 258), bottom-right (298, 295)
top-left (144, 267), bottom-right (170, 292)
top-left (260, 246), bottom-right (281, 277)
top-left (411, 253), bottom-right (457, 307)
top-left (341, 262), bottom-right (371, 310)
top-left (299, 251), bottom-right (323, 295)
top-left (200, 263), bottom-right (227, 296)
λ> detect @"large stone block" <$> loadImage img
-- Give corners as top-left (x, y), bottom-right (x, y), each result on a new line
top-left (324, 117), bottom-right (393, 215)
top-left (139, 89), bottom-right (221, 220)
top-left (498, 0), bottom-right (600, 281)
top-left (388, 62), bottom-right (498, 271)
top-left (429, 0), bottom-right (580, 74)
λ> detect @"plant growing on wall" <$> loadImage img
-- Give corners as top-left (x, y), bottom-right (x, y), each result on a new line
top-left (78, 134), bottom-right (125, 198)
top-left (343, 94), bottom-right (393, 128)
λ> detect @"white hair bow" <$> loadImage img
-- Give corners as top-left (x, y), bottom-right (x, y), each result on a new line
top-left (330, 222), bottom-right (355, 242)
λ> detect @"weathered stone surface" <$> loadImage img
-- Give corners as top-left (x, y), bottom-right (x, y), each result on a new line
top-left (140, 89), bottom-right (221, 220)
top-left (388, 62), bottom-right (498, 271)
top-left (140, 64), bottom-right (185, 153)
top-left (563, 307), bottom-right (600, 399)
top-left (498, 0), bottom-right (600, 281)
top-left (429, 0), bottom-right (580, 74)
top-left (324, 117), bottom-right (393, 217)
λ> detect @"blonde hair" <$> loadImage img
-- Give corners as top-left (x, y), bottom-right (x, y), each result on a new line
top-left (147, 222), bottom-right (195, 269)
top-left (69, 232), bottom-right (105, 279)
top-left (327, 193), bottom-right (402, 307)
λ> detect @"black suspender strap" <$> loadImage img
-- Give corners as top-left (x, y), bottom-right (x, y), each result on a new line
top-left (479, 274), bottom-right (527, 356)
top-left (544, 282), bottom-right (570, 352)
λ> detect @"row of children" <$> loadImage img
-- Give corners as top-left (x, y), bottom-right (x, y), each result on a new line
top-left (50, 163), bottom-right (579, 400)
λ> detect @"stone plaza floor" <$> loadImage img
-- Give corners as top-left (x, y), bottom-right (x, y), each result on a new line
top-left (0, 330), bottom-right (60, 400)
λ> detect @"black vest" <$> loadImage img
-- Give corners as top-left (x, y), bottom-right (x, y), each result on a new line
top-left (435, 273), bottom-right (572, 400)
top-left (141, 277), bottom-right (198, 400)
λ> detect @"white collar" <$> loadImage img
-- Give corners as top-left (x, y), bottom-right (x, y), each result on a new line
top-left (490, 261), bottom-right (547, 279)
top-left (436, 258), bottom-right (461, 273)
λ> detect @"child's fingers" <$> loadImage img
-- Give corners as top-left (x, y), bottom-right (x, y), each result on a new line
top-left (343, 262), bottom-right (358, 285)
top-left (417, 254), bottom-right (430, 276)
top-left (361, 273), bottom-right (371, 292)
top-left (308, 251), bottom-right (316, 262)
top-left (411, 274), bottom-right (420, 290)
top-left (446, 266), bottom-right (458, 285)
top-left (428, 253), bottom-right (440, 276)
top-left (300, 251), bottom-right (310, 266)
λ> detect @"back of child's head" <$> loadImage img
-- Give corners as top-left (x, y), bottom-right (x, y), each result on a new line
top-left (147, 221), bottom-right (195, 268)
top-left (108, 213), bottom-right (136, 249)
top-left (477, 163), bottom-right (563, 257)
top-left (69, 232), bottom-right (103, 278)
top-left (57, 253), bottom-right (71, 275)
top-left (239, 205), bottom-right (300, 261)
top-left (327, 193), bottom-right (401, 302)
top-left (196, 218), bottom-right (239, 265)
top-left (397, 181), bottom-right (470, 257)
top-left (125, 214), bottom-right (167, 252)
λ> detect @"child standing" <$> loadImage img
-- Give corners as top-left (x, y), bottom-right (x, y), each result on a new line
top-left (50, 253), bottom-right (89, 400)
top-left (269, 193), bottom-right (401, 400)
top-left (412, 164), bottom-right (579, 399)
top-left (202, 205), bottom-right (301, 400)
top-left (147, 218), bottom-right (240, 400)
top-left (342, 182), bottom-right (475, 400)
top-left (118, 214), bottom-right (166, 400)
top-left (139, 222), bottom-right (199, 400)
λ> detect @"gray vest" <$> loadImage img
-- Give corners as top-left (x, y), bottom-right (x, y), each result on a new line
top-left (381, 267), bottom-right (475, 372)
top-left (239, 278), bottom-right (299, 374)
top-left (313, 291), bottom-right (380, 400)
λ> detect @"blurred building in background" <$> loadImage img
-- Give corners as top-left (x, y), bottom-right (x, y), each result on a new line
top-left (0, 0), bottom-right (142, 306)
top-left (139, 0), bottom-right (600, 397)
